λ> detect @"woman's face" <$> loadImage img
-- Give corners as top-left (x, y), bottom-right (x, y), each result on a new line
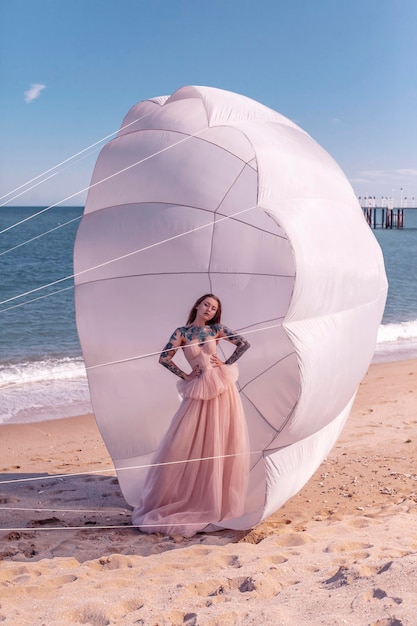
top-left (195, 297), bottom-right (219, 324)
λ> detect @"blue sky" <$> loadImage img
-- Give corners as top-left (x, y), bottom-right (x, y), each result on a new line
top-left (1, 0), bottom-right (416, 206)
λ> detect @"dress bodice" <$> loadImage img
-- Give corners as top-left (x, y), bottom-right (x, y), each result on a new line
top-left (182, 340), bottom-right (217, 372)
top-left (177, 340), bottom-right (238, 401)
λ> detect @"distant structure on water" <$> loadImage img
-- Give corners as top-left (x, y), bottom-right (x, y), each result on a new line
top-left (359, 193), bottom-right (416, 229)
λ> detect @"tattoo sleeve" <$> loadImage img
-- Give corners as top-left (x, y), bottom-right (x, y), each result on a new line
top-left (219, 325), bottom-right (250, 365)
top-left (159, 328), bottom-right (186, 379)
top-left (160, 359), bottom-right (186, 379)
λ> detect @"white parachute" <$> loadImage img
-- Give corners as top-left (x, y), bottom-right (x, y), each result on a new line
top-left (74, 85), bottom-right (387, 530)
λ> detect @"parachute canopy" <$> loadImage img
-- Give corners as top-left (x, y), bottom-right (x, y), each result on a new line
top-left (74, 85), bottom-right (387, 530)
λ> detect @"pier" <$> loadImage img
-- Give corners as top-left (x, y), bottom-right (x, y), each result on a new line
top-left (360, 197), bottom-right (416, 229)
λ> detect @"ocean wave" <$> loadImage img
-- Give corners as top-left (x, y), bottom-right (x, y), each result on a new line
top-left (0, 355), bottom-right (87, 387)
top-left (372, 320), bottom-right (417, 363)
top-left (2, 324), bottom-right (417, 425)
top-left (0, 356), bottom-right (92, 425)
top-left (377, 319), bottom-right (417, 344)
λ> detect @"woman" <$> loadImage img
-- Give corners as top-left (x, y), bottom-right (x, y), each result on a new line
top-left (132, 294), bottom-right (251, 536)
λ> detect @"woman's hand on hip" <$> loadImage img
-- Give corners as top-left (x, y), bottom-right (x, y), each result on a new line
top-left (184, 364), bottom-right (202, 381)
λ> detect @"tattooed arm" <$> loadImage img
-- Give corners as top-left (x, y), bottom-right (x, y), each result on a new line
top-left (159, 328), bottom-right (186, 379)
top-left (159, 327), bottom-right (201, 381)
top-left (216, 324), bottom-right (250, 365)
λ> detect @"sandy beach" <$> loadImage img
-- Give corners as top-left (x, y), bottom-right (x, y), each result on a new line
top-left (1, 359), bottom-right (416, 625)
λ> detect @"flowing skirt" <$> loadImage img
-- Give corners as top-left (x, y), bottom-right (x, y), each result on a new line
top-left (132, 366), bottom-right (250, 537)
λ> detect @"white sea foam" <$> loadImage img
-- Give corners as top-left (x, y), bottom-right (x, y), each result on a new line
top-left (373, 320), bottom-right (417, 362)
top-left (0, 356), bottom-right (86, 386)
top-left (377, 319), bottom-right (417, 343)
top-left (1, 321), bottom-right (417, 425)
top-left (0, 356), bottom-right (92, 424)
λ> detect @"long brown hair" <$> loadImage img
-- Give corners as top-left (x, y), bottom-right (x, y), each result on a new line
top-left (186, 294), bottom-right (222, 326)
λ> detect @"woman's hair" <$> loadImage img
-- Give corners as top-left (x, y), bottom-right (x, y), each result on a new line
top-left (186, 294), bottom-right (222, 326)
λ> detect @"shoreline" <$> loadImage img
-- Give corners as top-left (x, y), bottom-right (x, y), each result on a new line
top-left (0, 342), bottom-right (417, 426)
top-left (2, 336), bottom-right (417, 427)
top-left (1, 359), bottom-right (416, 624)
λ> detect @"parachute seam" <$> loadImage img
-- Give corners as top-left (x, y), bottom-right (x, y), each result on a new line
top-left (239, 389), bottom-right (279, 435)
top-left (0, 202), bottom-right (287, 259)
top-left (214, 162), bottom-right (253, 216)
top-left (239, 350), bottom-right (297, 394)
top-left (207, 161), bottom-right (251, 281)
top-left (73, 271), bottom-right (295, 289)
top-left (241, 351), bottom-right (300, 454)
top-left (1, 204), bottom-right (263, 307)
top-left (238, 315), bottom-right (287, 332)
top-left (0, 273), bottom-right (295, 314)
top-left (78, 201), bottom-right (288, 240)
top-left (207, 212), bottom-right (216, 284)
top-left (265, 400), bottom-right (300, 447)
top-left (99, 127), bottom-right (257, 170)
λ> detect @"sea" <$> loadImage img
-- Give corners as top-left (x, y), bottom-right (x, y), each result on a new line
top-left (1, 205), bottom-right (417, 426)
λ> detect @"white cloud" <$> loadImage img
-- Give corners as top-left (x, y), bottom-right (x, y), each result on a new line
top-left (349, 167), bottom-right (417, 202)
top-left (359, 170), bottom-right (386, 179)
top-left (358, 168), bottom-right (417, 182)
top-left (349, 177), bottom-right (370, 185)
top-left (24, 83), bottom-right (46, 103)
top-left (395, 168), bottom-right (417, 177)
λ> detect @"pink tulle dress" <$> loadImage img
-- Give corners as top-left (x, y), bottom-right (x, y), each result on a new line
top-left (132, 339), bottom-right (250, 537)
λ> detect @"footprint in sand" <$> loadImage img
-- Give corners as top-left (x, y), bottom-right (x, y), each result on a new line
top-left (363, 587), bottom-right (403, 606)
top-left (272, 532), bottom-right (315, 548)
top-left (346, 516), bottom-right (379, 529)
top-left (0, 495), bottom-right (20, 504)
top-left (322, 565), bottom-right (357, 588)
top-left (228, 554), bottom-right (241, 567)
top-left (324, 540), bottom-right (372, 555)
top-left (83, 476), bottom-right (112, 483)
top-left (71, 605), bottom-right (111, 626)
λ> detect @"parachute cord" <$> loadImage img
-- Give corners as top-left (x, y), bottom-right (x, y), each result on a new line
top-left (0, 275), bottom-right (72, 307)
top-left (0, 215), bottom-right (82, 258)
top-left (85, 322), bottom-right (285, 370)
top-left (0, 521), bottom-right (241, 532)
top-left (1, 171), bottom-right (60, 207)
top-left (0, 321), bottom-right (286, 389)
top-left (0, 145), bottom-right (101, 209)
top-left (0, 447), bottom-right (262, 528)
top-left (0, 449), bottom-right (264, 486)
top-left (0, 286), bottom-right (74, 313)
top-left (0, 203), bottom-right (258, 308)
top-left (0, 112), bottom-right (154, 207)
top-left (0, 506), bottom-right (130, 514)
top-left (0, 317), bottom-right (285, 392)
top-left (0, 125), bottom-right (206, 238)
top-left (0, 122), bottom-right (212, 259)
top-left (0, 110), bottom-right (280, 534)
